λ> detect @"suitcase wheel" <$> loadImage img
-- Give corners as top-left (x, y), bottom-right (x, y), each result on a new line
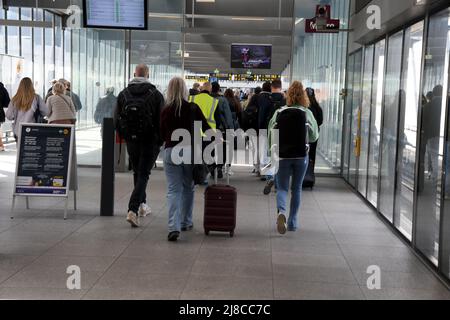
top-left (230, 231), bottom-right (234, 238)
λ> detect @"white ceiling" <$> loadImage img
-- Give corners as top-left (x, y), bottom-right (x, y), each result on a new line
top-left (183, 0), bottom-right (332, 75)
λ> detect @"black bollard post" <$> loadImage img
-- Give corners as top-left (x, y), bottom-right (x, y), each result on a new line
top-left (100, 118), bottom-right (115, 216)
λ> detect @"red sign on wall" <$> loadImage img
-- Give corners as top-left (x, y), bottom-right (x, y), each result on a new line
top-left (305, 5), bottom-right (340, 33)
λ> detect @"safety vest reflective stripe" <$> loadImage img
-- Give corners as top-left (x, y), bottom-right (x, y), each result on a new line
top-left (189, 94), bottom-right (219, 129)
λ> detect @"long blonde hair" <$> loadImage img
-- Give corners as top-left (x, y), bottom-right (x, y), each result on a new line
top-left (287, 81), bottom-right (310, 108)
top-left (12, 78), bottom-right (36, 111)
top-left (166, 77), bottom-right (188, 116)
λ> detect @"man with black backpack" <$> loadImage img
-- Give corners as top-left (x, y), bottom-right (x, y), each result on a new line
top-left (257, 80), bottom-right (286, 193)
top-left (114, 64), bottom-right (165, 228)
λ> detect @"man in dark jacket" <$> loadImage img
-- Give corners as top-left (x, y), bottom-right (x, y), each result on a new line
top-left (0, 82), bottom-right (10, 151)
top-left (257, 81), bottom-right (286, 184)
top-left (189, 83), bottom-right (200, 96)
top-left (95, 87), bottom-right (117, 125)
top-left (64, 80), bottom-right (83, 112)
top-left (114, 64), bottom-right (165, 228)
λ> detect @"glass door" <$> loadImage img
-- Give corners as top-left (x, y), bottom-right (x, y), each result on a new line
top-left (436, 7), bottom-right (450, 276)
top-left (358, 45), bottom-right (375, 198)
top-left (415, 8), bottom-right (450, 265)
top-left (367, 40), bottom-right (386, 207)
top-left (343, 54), bottom-right (355, 181)
top-left (394, 21), bottom-right (425, 240)
top-left (349, 51), bottom-right (363, 188)
top-left (379, 31), bottom-right (404, 223)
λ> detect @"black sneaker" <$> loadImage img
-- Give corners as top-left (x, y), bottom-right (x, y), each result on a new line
top-left (263, 180), bottom-right (275, 195)
top-left (168, 231), bottom-right (180, 242)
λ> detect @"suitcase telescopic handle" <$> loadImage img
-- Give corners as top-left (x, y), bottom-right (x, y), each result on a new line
top-left (212, 167), bottom-right (230, 186)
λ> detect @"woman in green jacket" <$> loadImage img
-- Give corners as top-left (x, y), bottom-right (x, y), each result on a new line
top-left (268, 81), bottom-right (319, 234)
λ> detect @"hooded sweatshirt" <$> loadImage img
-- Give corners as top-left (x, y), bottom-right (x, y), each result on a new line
top-left (114, 77), bottom-right (165, 145)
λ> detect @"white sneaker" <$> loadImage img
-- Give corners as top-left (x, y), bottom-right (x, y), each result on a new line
top-left (138, 203), bottom-right (152, 217)
top-left (0, 146), bottom-right (5, 152)
top-left (126, 211), bottom-right (140, 228)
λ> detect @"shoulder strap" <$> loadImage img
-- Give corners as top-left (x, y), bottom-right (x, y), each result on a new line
top-left (58, 95), bottom-right (72, 109)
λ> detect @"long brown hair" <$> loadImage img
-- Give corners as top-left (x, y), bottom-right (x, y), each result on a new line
top-left (287, 81), bottom-right (310, 108)
top-left (224, 88), bottom-right (242, 114)
top-left (12, 77), bottom-right (36, 111)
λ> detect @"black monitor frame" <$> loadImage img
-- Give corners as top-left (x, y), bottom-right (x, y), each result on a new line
top-left (230, 44), bottom-right (272, 70)
top-left (82, 0), bottom-right (148, 30)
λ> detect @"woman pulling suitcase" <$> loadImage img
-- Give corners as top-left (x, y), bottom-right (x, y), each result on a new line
top-left (268, 81), bottom-right (319, 234)
top-left (160, 77), bottom-right (210, 242)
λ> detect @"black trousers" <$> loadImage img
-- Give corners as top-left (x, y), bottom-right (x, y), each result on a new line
top-left (309, 141), bottom-right (318, 165)
top-left (126, 141), bottom-right (160, 213)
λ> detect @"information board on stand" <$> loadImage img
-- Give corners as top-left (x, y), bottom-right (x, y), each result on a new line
top-left (11, 124), bottom-right (76, 219)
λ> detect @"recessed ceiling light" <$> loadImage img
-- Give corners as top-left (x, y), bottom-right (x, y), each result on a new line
top-left (148, 13), bottom-right (181, 19)
top-left (231, 17), bottom-right (265, 21)
top-left (196, 0), bottom-right (215, 3)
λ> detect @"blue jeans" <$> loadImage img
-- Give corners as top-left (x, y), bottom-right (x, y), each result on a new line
top-left (164, 148), bottom-right (195, 233)
top-left (276, 157), bottom-right (309, 231)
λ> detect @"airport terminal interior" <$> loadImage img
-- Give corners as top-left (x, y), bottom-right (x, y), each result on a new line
top-left (0, 0), bottom-right (450, 300)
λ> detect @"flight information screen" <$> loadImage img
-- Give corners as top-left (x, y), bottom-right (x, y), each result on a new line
top-left (83, 0), bottom-right (147, 30)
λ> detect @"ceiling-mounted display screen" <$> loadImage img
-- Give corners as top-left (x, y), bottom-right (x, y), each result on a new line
top-left (231, 44), bottom-right (272, 70)
top-left (83, 0), bottom-right (148, 30)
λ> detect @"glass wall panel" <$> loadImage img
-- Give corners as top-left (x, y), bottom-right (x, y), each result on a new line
top-left (64, 29), bottom-right (72, 80)
top-left (395, 21), bottom-right (424, 240)
top-left (358, 45), bottom-right (374, 198)
top-left (33, 9), bottom-right (45, 97)
top-left (349, 51), bottom-right (363, 187)
top-left (0, 9), bottom-right (5, 54)
top-left (292, 0), bottom-right (349, 174)
top-left (416, 8), bottom-right (450, 265)
top-left (44, 11), bottom-right (54, 91)
top-left (55, 16), bottom-right (64, 80)
top-left (379, 31), bottom-right (404, 222)
top-left (343, 55), bottom-right (355, 181)
top-left (6, 7), bottom-right (20, 57)
top-left (20, 8), bottom-right (33, 81)
top-left (366, 40), bottom-right (386, 207)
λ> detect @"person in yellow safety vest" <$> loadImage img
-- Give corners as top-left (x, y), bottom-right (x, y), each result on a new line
top-left (189, 82), bottom-right (219, 130)
top-left (189, 82), bottom-right (234, 180)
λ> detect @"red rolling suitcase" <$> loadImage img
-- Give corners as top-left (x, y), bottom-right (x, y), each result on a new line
top-left (204, 169), bottom-right (237, 237)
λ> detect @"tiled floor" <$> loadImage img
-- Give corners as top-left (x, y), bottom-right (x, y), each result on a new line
top-left (0, 147), bottom-right (449, 300)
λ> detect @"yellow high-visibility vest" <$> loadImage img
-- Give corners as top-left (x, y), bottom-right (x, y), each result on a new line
top-left (189, 93), bottom-right (219, 129)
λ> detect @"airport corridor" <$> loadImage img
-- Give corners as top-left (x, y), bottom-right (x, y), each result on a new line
top-left (0, 148), bottom-right (449, 300)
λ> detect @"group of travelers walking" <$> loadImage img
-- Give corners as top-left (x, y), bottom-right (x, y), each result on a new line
top-left (114, 64), bottom-right (323, 241)
top-left (1, 63), bottom-right (324, 242)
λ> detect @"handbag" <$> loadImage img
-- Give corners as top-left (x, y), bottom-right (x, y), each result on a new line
top-left (190, 103), bottom-right (208, 185)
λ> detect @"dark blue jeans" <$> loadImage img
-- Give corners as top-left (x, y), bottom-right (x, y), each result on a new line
top-left (276, 157), bottom-right (309, 231)
top-left (126, 141), bottom-right (159, 214)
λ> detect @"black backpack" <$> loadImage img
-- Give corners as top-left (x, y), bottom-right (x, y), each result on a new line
top-left (266, 95), bottom-right (285, 127)
top-left (241, 96), bottom-right (259, 130)
top-left (274, 107), bottom-right (308, 159)
top-left (117, 88), bottom-right (155, 142)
